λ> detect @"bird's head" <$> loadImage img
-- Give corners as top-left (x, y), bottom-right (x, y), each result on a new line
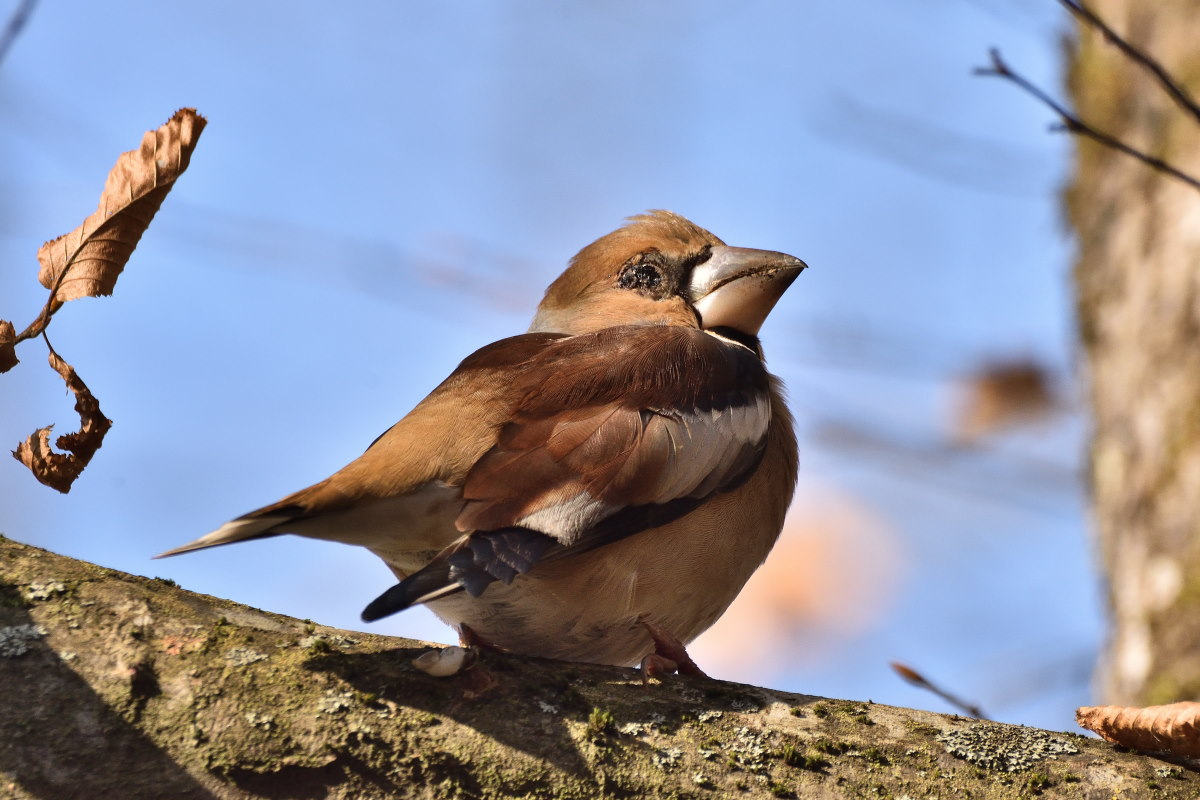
top-left (530, 210), bottom-right (806, 340)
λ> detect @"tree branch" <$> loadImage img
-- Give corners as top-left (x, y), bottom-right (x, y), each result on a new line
top-left (975, 48), bottom-right (1200, 193)
top-left (0, 0), bottom-right (35, 69)
top-left (1057, 0), bottom-right (1200, 127)
top-left (2, 536), bottom-right (1197, 798)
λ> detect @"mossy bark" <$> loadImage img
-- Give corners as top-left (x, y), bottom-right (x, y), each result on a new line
top-left (1, 536), bottom-right (1194, 799)
top-left (1066, 0), bottom-right (1200, 706)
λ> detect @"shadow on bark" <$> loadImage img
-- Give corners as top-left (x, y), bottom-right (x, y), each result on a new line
top-left (301, 645), bottom-right (755, 779)
top-left (0, 581), bottom-right (218, 800)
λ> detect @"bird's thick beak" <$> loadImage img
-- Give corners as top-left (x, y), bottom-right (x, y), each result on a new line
top-left (689, 245), bottom-right (807, 335)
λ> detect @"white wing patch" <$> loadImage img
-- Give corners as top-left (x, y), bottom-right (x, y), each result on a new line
top-left (516, 490), bottom-right (618, 546)
top-left (504, 396), bottom-right (769, 543)
top-left (457, 326), bottom-right (773, 547)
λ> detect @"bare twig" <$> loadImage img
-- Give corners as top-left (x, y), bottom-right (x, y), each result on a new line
top-left (975, 48), bottom-right (1200, 193)
top-left (5, 232), bottom-right (84, 355)
top-left (1058, 0), bottom-right (1200, 127)
top-left (0, 0), bottom-right (36, 68)
top-left (891, 661), bottom-right (989, 720)
top-left (13, 256), bottom-right (73, 346)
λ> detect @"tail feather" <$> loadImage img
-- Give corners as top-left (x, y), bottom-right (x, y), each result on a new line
top-left (155, 515), bottom-right (291, 558)
top-left (360, 527), bottom-right (554, 622)
top-left (360, 573), bottom-right (463, 622)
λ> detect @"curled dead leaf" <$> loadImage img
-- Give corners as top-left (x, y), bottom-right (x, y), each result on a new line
top-left (1077, 701), bottom-right (1200, 757)
top-left (12, 349), bottom-right (112, 493)
top-left (36, 108), bottom-right (206, 307)
top-left (0, 320), bottom-right (16, 373)
top-left (412, 646), bottom-right (478, 677)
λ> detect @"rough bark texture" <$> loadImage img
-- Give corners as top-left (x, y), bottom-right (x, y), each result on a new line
top-left (1, 536), bottom-right (1195, 799)
top-left (1066, 0), bottom-right (1200, 706)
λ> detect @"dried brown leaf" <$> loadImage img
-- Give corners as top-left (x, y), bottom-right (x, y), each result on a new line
top-left (1077, 701), bottom-right (1200, 757)
top-left (36, 108), bottom-right (206, 306)
top-left (0, 320), bottom-right (16, 373)
top-left (12, 349), bottom-right (113, 493)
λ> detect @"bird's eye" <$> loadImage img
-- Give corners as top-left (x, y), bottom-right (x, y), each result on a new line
top-left (617, 259), bottom-right (664, 294)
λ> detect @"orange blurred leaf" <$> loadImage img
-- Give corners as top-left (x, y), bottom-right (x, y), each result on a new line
top-left (36, 108), bottom-right (206, 306)
top-left (1077, 701), bottom-right (1200, 757)
top-left (954, 359), bottom-right (1055, 442)
top-left (691, 485), bottom-right (904, 679)
top-left (0, 320), bottom-right (16, 373)
top-left (12, 349), bottom-right (112, 493)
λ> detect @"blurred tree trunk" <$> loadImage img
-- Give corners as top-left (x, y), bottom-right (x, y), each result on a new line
top-left (1067, 0), bottom-right (1200, 705)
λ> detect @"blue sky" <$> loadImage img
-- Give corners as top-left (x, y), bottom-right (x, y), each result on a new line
top-left (0, 0), bottom-right (1098, 731)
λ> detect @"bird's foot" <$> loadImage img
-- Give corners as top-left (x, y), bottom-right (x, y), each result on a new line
top-left (433, 624), bottom-right (502, 699)
top-left (639, 653), bottom-right (679, 684)
top-left (638, 616), bottom-right (709, 684)
top-left (458, 623), bottom-right (507, 653)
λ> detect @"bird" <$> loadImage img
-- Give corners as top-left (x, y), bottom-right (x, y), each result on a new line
top-left (159, 210), bottom-right (805, 676)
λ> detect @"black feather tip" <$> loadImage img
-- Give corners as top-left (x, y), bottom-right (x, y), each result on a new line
top-left (361, 583), bottom-right (414, 622)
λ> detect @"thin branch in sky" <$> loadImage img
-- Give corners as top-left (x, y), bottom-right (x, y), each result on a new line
top-left (975, 48), bottom-right (1200, 194)
top-left (1057, 0), bottom-right (1200, 127)
top-left (0, 0), bottom-right (37, 68)
top-left (891, 661), bottom-right (989, 720)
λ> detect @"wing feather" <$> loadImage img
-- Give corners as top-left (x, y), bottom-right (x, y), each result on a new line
top-left (467, 326), bottom-right (771, 539)
top-left (362, 326), bottom-right (775, 620)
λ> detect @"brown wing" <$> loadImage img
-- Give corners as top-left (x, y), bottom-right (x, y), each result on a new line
top-left (159, 332), bottom-right (568, 558)
top-left (458, 325), bottom-right (772, 541)
top-left (361, 325), bottom-right (773, 619)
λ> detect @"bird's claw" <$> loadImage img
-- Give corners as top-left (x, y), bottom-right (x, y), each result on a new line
top-left (639, 653), bottom-right (680, 685)
top-left (458, 622), bottom-right (506, 653)
top-left (638, 615), bottom-right (709, 684)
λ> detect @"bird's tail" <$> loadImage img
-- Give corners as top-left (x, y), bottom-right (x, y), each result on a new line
top-left (360, 572), bottom-right (462, 621)
top-left (360, 527), bottom-right (554, 621)
top-left (154, 513), bottom-right (291, 558)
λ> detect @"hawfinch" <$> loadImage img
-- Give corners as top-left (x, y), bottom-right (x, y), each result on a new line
top-left (162, 211), bottom-right (805, 674)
